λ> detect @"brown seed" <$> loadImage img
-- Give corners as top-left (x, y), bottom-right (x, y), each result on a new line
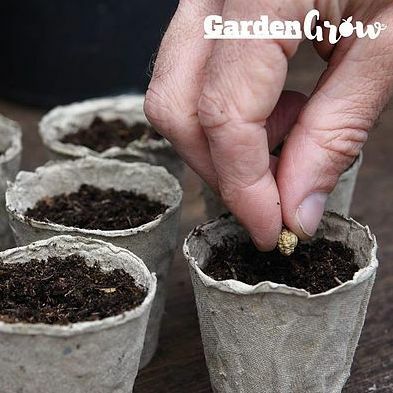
top-left (277, 229), bottom-right (298, 256)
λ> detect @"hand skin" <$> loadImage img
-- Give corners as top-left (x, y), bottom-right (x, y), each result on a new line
top-left (144, 0), bottom-right (393, 250)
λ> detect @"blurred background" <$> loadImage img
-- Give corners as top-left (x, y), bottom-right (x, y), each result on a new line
top-left (0, 1), bottom-right (178, 107)
top-left (0, 2), bottom-right (392, 392)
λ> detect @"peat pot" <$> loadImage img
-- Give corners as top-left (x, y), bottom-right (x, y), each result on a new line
top-left (0, 115), bottom-right (22, 250)
top-left (39, 94), bottom-right (184, 180)
top-left (0, 235), bottom-right (156, 393)
top-left (184, 212), bottom-right (378, 393)
top-left (6, 157), bottom-right (182, 368)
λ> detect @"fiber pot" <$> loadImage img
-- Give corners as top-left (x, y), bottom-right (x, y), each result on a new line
top-left (0, 235), bottom-right (156, 393)
top-left (39, 94), bottom-right (185, 180)
top-left (184, 212), bottom-right (378, 393)
top-left (0, 115), bottom-right (22, 250)
top-left (6, 157), bottom-right (183, 368)
top-left (203, 153), bottom-right (363, 218)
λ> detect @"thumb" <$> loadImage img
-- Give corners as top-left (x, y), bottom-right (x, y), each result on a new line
top-left (278, 24), bottom-right (393, 239)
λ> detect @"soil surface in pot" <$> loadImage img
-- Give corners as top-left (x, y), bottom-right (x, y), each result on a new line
top-left (0, 254), bottom-right (147, 324)
top-left (25, 184), bottom-right (168, 230)
top-left (61, 116), bottom-right (162, 152)
top-left (203, 238), bottom-right (359, 294)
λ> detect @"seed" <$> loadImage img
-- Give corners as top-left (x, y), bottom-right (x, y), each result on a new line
top-left (277, 228), bottom-right (298, 256)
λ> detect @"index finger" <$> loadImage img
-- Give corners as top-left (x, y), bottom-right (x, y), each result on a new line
top-left (198, 2), bottom-right (303, 249)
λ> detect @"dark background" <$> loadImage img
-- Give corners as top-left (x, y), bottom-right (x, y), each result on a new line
top-left (0, 1), bottom-right (178, 106)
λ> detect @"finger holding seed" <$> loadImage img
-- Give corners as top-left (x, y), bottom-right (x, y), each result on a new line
top-left (277, 228), bottom-right (298, 256)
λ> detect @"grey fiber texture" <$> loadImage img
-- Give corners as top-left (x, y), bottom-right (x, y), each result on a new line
top-left (0, 235), bottom-right (156, 393)
top-left (203, 153), bottom-right (363, 219)
top-left (184, 212), bottom-right (378, 393)
top-left (0, 114), bottom-right (22, 250)
top-left (6, 157), bottom-right (183, 368)
top-left (38, 94), bottom-right (184, 180)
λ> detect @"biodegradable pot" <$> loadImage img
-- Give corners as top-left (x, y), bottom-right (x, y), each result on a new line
top-left (0, 235), bottom-right (156, 393)
top-left (325, 152), bottom-right (363, 216)
top-left (39, 94), bottom-right (184, 180)
top-left (203, 153), bottom-right (363, 219)
top-left (184, 212), bottom-right (378, 393)
top-left (0, 115), bottom-right (22, 250)
top-left (6, 157), bottom-right (183, 368)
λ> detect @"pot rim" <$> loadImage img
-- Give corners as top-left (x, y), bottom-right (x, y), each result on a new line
top-left (0, 114), bottom-right (22, 165)
top-left (39, 94), bottom-right (172, 158)
top-left (183, 212), bottom-right (378, 299)
top-left (6, 157), bottom-right (183, 238)
top-left (0, 235), bottom-right (157, 337)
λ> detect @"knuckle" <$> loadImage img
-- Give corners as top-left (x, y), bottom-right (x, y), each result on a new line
top-left (314, 127), bottom-right (367, 172)
top-left (218, 170), bottom-right (276, 208)
top-left (216, 169), bottom-right (252, 206)
top-left (218, 168), bottom-right (273, 208)
top-left (197, 90), bottom-right (232, 132)
top-left (144, 86), bottom-right (177, 135)
top-left (218, 179), bottom-right (241, 207)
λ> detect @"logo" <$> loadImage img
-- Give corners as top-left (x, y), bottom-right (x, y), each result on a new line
top-left (204, 10), bottom-right (387, 43)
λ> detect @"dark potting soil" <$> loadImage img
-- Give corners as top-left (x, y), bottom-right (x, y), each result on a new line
top-left (0, 254), bottom-right (147, 324)
top-left (25, 184), bottom-right (168, 230)
top-left (203, 237), bottom-right (359, 294)
top-left (61, 116), bottom-right (162, 152)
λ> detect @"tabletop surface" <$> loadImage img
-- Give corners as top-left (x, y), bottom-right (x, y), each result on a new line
top-left (0, 42), bottom-right (392, 393)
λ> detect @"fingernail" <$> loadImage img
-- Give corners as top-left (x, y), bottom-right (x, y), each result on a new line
top-left (296, 193), bottom-right (328, 237)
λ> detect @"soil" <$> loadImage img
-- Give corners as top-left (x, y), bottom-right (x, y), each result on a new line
top-left (203, 237), bottom-right (359, 294)
top-left (25, 184), bottom-right (168, 230)
top-left (61, 116), bottom-right (162, 152)
top-left (0, 254), bottom-right (147, 324)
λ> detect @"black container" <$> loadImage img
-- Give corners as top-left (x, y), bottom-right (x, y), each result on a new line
top-left (0, 1), bottom-right (178, 107)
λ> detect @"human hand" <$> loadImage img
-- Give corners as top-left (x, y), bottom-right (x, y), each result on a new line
top-left (144, 0), bottom-right (393, 250)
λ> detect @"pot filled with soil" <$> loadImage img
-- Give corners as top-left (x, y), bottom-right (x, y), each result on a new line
top-left (184, 212), bottom-right (377, 393)
top-left (6, 157), bottom-right (183, 368)
top-left (0, 235), bottom-right (156, 393)
top-left (203, 152), bottom-right (363, 219)
top-left (0, 114), bottom-right (22, 250)
top-left (39, 94), bottom-right (184, 180)
top-left (324, 152), bottom-right (363, 216)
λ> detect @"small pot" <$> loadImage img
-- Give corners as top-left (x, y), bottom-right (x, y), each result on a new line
top-left (39, 94), bottom-right (184, 180)
top-left (203, 153), bottom-right (363, 218)
top-left (0, 115), bottom-right (22, 250)
top-left (6, 157), bottom-right (183, 368)
top-left (325, 152), bottom-right (363, 216)
top-left (0, 235), bottom-right (156, 393)
top-left (184, 212), bottom-right (378, 393)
